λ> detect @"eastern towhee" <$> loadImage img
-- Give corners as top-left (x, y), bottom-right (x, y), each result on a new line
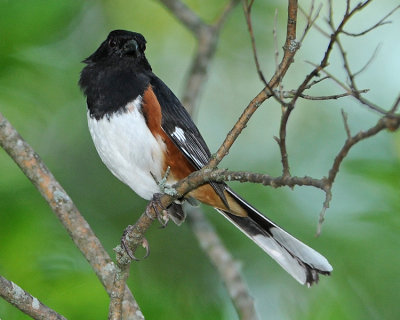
top-left (79, 30), bottom-right (332, 286)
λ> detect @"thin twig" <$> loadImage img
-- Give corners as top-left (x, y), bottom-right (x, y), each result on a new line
top-left (353, 44), bottom-right (380, 77)
top-left (341, 109), bottom-right (351, 139)
top-left (316, 115), bottom-right (400, 234)
top-left (389, 94), bottom-right (400, 114)
top-left (299, 1), bottom-right (323, 43)
top-left (299, 5), bottom-right (330, 38)
top-left (273, 8), bottom-right (285, 100)
top-left (293, 0), bottom-right (375, 107)
top-left (306, 61), bottom-right (389, 115)
top-left (328, 117), bottom-right (393, 184)
top-left (280, 89), bottom-right (369, 100)
top-left (174, 169), bottom-right (326, 192)
top-left (0, 275), bottom-right (67, 320)
top-left (242, 0), bottom-right (268, 86)
top-left (342, 5), bottom-right (400, 37)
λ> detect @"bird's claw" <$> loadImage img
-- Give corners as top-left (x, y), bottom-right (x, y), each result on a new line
top-left (149, 193), bottom-right (169, 227)
top-left (121, 225), bottom-right (151, 261)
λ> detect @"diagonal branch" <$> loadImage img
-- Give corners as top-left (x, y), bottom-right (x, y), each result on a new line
top-left (0, 275), bottom-right (66, 320)
top-left (342, 4), bottom-right (400, 37)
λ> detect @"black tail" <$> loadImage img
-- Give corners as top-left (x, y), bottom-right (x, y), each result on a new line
top-left (217, 188), bottom-right (332, 286)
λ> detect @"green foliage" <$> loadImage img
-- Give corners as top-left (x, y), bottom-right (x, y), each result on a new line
top-left (1, 1), bottom-right (399, 319)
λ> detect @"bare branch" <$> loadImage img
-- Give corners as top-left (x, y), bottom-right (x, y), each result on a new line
top-left (242, 0), bottom-right (268, 86)
top-left (316, 189), bottom-right (332, 236)
top-left (390, 94), bottom-right (400, 114)
top-left (176, 169), bottom-right (325, 192)
top-left (276, 105), bottom-right (292, 177)
top-left (341, 109), bottom-right (351, 139)
top-left (328, 117), bottom-right (395, 185)
top-left (292, 0), bottom-right (373, 107)
top-left (342, 5), bottom-right (400, 37)
top-left (280, 88), bottom-right (369, 100)
top-left (299, 5), bottom-right (329, 38)
top-left (306, 61), bottom-right (389, 115)
top-left (353, 44), bottom-right (380, 77)
top-left (273, 8), bottom-right (285, 100)
top-left (299, 1), bottom-right (323, 43)
top-left (303, 76), bottom-right (330, 89)
top-left (0, 275), bottom-right (66, 320)
top-left (315, 115), bottom-right (400, 233)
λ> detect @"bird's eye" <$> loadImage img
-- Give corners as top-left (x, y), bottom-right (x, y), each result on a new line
top-left (109, 39), bottom-right (118, 48)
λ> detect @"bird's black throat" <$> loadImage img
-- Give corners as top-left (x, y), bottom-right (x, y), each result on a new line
top-left (79, 62), bottom-right (151, 120)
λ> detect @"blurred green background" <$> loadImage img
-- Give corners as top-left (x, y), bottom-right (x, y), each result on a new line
top-left (1, 1), bottom-right (399, 319)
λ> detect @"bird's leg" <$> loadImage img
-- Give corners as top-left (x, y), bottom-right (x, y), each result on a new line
top-left (150, 166), bottom-right (177, 197)
top-left (150, 167), bottom-right (178, 227)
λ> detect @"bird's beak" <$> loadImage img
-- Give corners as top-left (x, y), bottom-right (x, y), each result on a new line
top-left (123, 39), bottom-right (139, 55)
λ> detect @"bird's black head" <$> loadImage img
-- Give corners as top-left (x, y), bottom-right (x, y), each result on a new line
top-left (79, 30), bottom-right (152, 119)
top-left (83, 30), bottom-right (150, 69)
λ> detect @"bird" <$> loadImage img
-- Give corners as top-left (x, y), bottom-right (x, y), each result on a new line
top-left (79, 29), bottom-right (332, 286)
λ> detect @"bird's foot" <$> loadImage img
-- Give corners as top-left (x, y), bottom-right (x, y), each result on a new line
top-left (145, 193), bottom-right (170, 227)
top-left (151, 166), bottom-right (177, 197)
top-left (120, 225), bottom-right (150, 261)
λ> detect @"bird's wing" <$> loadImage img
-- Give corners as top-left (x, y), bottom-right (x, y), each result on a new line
top-left (149, 74), bottom-right (228, 204)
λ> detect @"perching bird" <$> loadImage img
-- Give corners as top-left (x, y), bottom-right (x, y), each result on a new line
top-left (79, 30), bottom-right (332, 286)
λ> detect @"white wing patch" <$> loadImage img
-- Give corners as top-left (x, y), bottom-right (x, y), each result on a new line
top-left (171, 126), bottom-right (186, 142)
top-left (170, 126), bottom-right (205, 168)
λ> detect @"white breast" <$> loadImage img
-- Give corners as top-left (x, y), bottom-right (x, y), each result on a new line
top-left (87, 96), bottom-right (166, 200)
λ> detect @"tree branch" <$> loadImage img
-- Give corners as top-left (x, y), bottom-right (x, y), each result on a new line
top-left (342, 4), bottom-right (400, 37)
top-left (0, 275), bottom-right (66, 320)
top-left (242, 0), bottom-right (268, 86)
